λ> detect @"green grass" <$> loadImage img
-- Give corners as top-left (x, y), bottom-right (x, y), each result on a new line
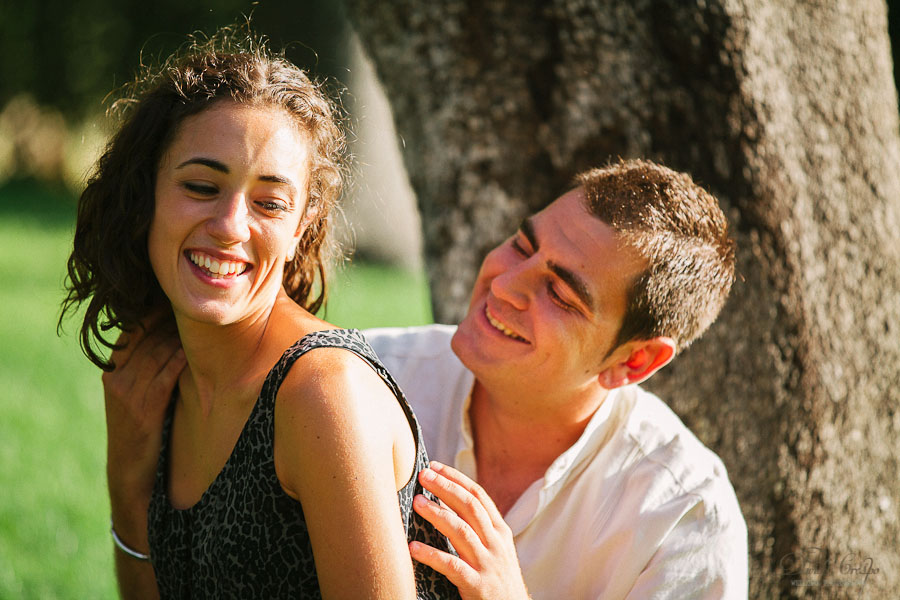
top-left (0, 180), bottom-right (432, 599)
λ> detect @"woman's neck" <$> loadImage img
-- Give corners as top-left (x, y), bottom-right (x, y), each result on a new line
top-left (174, 290), bottom-right (297, 415)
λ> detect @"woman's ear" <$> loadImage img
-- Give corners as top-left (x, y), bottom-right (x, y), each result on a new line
top-left (599, 337), bottom-right (676, 389)
top-left (300, 201), bottom-right (320, 230)
top-left (288, 204), bottom-right (319, 262)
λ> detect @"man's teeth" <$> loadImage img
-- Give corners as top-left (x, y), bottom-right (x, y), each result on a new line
top-left (189, 252), bottom-right (247, 278)
top-left (485, 306), bottom-right (525, 341)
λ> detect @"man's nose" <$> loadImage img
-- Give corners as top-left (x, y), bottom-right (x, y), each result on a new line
top-left (207, 192), bottom-right (251, 245)
top-left (489, 260), bottom-right (531, 311)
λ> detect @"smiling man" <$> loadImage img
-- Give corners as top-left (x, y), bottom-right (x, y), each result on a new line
top-left (365, 159), bottom-right (748, 599)
top-left (105, 158), bottom-right (748, 599)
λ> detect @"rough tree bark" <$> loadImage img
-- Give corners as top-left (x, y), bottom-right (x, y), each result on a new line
top-left (343, 1), bottom-right (900, 597)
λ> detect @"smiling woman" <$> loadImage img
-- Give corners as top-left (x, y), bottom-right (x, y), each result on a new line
top-left (149, 104), bottom-right (313, 327)
top-left (58, 27), bottom-right (458, 600)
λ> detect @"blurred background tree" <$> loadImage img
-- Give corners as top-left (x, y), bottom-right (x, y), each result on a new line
top-left (0, 0), bottom-right (423, 265)
top-left (0, 0), bottom-right (353, 194)
top-left (342, 1), bottom-right (900, 599)
top-left (0, 0), bottom-right (349, 119)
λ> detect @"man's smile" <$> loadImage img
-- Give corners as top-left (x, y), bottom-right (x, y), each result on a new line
top-left (484, 305), bottom-right (528, 342)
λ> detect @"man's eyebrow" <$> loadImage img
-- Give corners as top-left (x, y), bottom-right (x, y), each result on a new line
top-left (175, 157), bottom-right (229, 173)
top-left (520, 217), bottom-right (538, 248)
top-left (549, 261), bottom-right (595, 311)
top-left (520, 216), bottom-right (595, 311)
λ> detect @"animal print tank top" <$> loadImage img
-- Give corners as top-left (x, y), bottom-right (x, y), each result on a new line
top-left (148, 328), bottom-right (459, 599)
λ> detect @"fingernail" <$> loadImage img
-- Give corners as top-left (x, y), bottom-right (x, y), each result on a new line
top-left (430, 461), bottom-right (444, 471)
top-left (413, 494), bottom-right (427, 506)
top-left (420, 468), bottom-right (435, 481)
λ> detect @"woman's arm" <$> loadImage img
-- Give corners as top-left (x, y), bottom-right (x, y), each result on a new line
top-left (274, 347), bottom-right (418, 600)
top-left (103, 324), bottom-right (185, 599)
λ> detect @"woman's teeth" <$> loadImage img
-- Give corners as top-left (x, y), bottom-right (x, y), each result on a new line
top-left (189, 252), bottom-right (247, 278)
top-left (485, 306), bottom-right (526, 341)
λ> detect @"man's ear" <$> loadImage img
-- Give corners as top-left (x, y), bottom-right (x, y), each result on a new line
top-left (599, 337), bottom-right (676, 390)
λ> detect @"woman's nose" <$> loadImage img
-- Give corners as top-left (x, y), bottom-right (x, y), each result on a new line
top-left (206, 193), bottom-right (251, 245)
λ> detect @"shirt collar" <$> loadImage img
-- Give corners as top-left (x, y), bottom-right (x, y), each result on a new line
top-left (541, 387), bottom-right (623, 488)
top-left (453, 382), bottom-right (629, 532)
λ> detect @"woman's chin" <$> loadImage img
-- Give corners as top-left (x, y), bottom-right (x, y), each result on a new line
top-left (171, 302), bottom-right (242, 328)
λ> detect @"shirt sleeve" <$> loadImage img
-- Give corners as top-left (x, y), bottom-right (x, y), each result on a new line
top-left (623, 498), bottom-right (749, 599)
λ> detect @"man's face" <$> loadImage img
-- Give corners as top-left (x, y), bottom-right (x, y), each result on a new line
top-left (451, 188), bottom-right (645, 401)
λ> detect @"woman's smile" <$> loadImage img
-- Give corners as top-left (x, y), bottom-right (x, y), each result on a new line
top-left (187, 250), bottom-right (251, 280)
top-left (148, 102), bottom-right (312, 326)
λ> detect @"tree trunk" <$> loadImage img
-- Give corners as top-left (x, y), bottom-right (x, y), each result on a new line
top-left (344, 1), bottom-right (900, 597)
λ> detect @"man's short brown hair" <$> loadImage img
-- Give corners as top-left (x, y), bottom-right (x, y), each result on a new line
top-left (577, 159), bottom-right (736, 352)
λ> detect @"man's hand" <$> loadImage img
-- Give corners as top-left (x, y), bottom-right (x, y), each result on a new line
top-left (103, 318), bottom-right (184, 599)
top-left (409, 461), bottom-right (531, 600)
top-left (104, 319), bottom-right (185, 507)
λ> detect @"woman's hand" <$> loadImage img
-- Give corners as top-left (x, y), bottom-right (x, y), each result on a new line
top-left (103, 318), bottom-right (184, 598)
top-left (409, 462), bottom-right (532, 600)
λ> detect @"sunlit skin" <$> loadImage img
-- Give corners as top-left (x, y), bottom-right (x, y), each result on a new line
top-left (451, 188), bottom-right (648, 417)
top-left (148, 101), bottom-right (311, 333)
top-left (401, 187), bottom-right (680, 587)
top-left (142, 101), bottom-right (419, 598)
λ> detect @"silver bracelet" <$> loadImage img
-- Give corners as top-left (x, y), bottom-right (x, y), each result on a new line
top-left (110, 519), bottom-right (151, 561)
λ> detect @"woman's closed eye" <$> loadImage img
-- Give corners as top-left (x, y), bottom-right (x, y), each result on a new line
top-left (183, 181), bottom-right (218, 196)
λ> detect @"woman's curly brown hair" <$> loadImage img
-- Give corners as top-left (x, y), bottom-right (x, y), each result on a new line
top-left (60, 28), bottom-right (346, 370)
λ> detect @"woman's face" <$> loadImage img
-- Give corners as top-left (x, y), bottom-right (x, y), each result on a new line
top-left (148, 101), bottom-right (311, 327)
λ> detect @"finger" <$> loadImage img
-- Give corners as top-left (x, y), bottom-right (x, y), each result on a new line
top-left (104, 330), bottom-right (181, 411)
top-left (429, 461), bottom-right (507, 529)
top-left (419, 467), bottom-right (497, 542)
top-left (136, 308), bottom-right (176, 333)
top-left (107, 325), bottom-right (150, 372)
top-left (108, 310), bottom-right (176, 370)
top-left (145, 346), bottom-right (186, 409)
top-left (409, 540), bottom-right (476, 592)
top-left (135, 335), bottom-right (184, 404)
top-left (413, 494), bottom-right (485, 566)
top-left (103, 330), bottom-right (153, 398)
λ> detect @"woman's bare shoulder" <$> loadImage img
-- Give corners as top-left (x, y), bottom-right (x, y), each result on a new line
top-left (277, 343), bottom-right (396, 420)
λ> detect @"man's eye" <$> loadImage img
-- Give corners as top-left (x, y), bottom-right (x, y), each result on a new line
top-left (511, 239), bottom-right (529, 255)
top-left (548, 284), bottom-right (575, 312)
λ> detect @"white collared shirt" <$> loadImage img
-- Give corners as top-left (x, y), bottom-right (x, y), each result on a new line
top-left (365, 325), bottom-right (748, 599)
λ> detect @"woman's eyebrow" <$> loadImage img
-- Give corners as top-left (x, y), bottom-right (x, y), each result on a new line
top-left (175, 157), bottom-right (229, 173)
top-left (258, 174), bottom-right (295, 189)
top-left (175, 159), bottom-right (297, 196)
top-left (259, 174), bottom-right (299, 204)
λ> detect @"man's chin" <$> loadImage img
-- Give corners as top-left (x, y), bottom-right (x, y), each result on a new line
top-left (450, 318), bottom-right (483, 368)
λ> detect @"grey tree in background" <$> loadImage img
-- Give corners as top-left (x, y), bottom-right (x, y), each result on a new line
top-left (344, 0), bottom-right (900, 597)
